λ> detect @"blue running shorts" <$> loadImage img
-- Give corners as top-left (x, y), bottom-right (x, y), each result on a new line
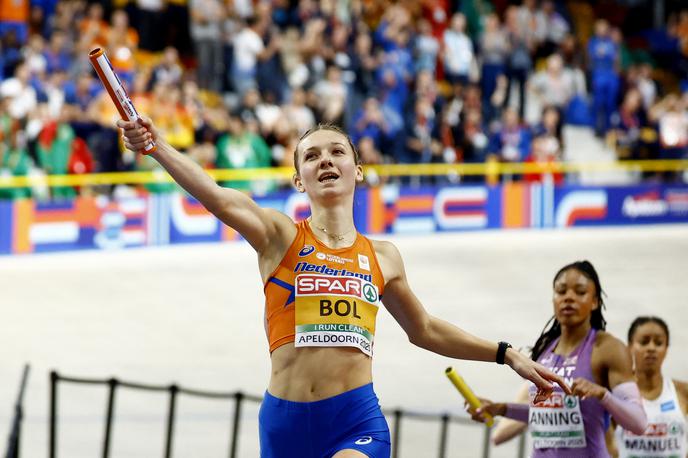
top-left (259, 383), bottom-right (391, 458)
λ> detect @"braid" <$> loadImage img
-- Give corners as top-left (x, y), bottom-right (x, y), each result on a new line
top-left (531, 315), bottom-right (561, 361)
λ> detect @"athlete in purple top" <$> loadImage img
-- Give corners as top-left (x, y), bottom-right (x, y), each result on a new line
top-left (469, 261), bottom-right (648, 457)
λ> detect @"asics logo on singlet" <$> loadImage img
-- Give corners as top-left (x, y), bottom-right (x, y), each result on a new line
top-left (298, 245), bottom-right (315, 257)
top-left (354, 436), bottom-right (373, 445)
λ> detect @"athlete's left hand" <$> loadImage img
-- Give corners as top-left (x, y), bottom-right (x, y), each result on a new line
top-left (571, 377), bottom-right (607, 400)
top-left (507, 349), bottom-right (572, 398)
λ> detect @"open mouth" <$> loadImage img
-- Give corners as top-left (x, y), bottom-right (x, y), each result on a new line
top-left (318, 172), bottom-right (339, 183)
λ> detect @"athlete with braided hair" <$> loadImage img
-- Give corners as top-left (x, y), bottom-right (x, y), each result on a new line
top-left (470, 261), bottom-right (648, 457)
top-left (117, 117), bottom-right (569, 458)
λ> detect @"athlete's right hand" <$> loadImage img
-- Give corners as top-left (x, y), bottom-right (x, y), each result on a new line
top-left (116, 117), bottom-right (158, 152)
top-left (465, 398), bottom-right (505, 423)
top-left (506, 348), bottom-right (571, 398)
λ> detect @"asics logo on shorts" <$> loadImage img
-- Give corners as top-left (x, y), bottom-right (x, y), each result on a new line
top-left (354, 436), bottom-right (373, 445)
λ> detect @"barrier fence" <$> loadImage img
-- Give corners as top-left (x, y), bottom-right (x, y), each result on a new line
top-left (0, 160), bottom-right (687, 189)
top-left (4, 365), bottom-right (30, 458)
top-left (48, 371), bottom-right (527, 458)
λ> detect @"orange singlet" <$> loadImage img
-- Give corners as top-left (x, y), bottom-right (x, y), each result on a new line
top-left (264, 220), bottom-right (385, 356)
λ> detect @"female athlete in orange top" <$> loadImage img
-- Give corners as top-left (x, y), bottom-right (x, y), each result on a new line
top-left (118, 118), bottom-right (569, 458)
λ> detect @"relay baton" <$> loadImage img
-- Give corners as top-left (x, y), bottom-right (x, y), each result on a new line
top-left (445, 367), bottom-right (494, 427)
top-left (88, 47), bottom-right (156, 154)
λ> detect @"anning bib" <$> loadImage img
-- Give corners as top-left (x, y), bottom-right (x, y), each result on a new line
top-left (530, 391), bottom-right (587, 449)
top-left (294, 274), bottom-right (380, 356)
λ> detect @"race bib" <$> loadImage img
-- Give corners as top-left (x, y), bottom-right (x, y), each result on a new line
top-left (619, 421), bottom-right (686, 458)
top-left (529, 392), bottom-right (587, 449)
top-left (294, 274), bottom-right (380, 356)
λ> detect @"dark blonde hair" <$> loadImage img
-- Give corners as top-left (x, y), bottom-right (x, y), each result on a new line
top-left (293, 124), bottom-right (361, 174)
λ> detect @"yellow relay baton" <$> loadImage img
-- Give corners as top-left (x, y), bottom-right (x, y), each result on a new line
top-left (445, 367), bottom-right (494, 427)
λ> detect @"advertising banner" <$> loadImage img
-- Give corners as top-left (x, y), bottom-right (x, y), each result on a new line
top-left (1, 183), bottom-right (686, 255)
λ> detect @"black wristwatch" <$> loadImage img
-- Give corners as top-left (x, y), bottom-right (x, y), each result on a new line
top-left (496, 341), bottom-right (513, 365)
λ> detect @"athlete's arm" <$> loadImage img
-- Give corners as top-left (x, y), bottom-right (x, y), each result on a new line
top-left (117, 118), bottom-right (295, 255)
top-left (576, 333), bottom-right (646, 434)
top-left (491, 384), bottom-right (529, 445)
top-left (373, 240), bottom-right (570, 394)
top-left (605, 421), bottom-right (619, 458)
top-left (673, 380), bottom-right (688, 416)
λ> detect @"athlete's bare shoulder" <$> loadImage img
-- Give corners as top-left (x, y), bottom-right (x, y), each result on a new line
top-left (594, 331), bottom-right (628, 357)
top-left (265, 208), bottom-right (299, 241)
top-left (592, 330), bottom-right (633, 385)
top-left (672, 379), bottom-right (688, 414)
top-left (257, 209), bottom-right (298, 281)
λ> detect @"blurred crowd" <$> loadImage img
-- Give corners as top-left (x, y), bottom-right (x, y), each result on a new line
top-left (1, 0), bottom-right (687, 199)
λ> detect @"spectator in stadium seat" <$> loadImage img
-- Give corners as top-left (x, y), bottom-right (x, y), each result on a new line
top-left (504, 6), bottom-right (533, 120)
top-left (405, 97), bottom-right (443, 168)
top-left (414, 18), bottom-right (440, 75)
top-left (454, 107), bottom-right (489, 167)
top-left (480, 13), bottom-right (509, 123)
top-left (312, 65), bottom-right (348, 125)
top-left (350, 97), bottom-right (391, 152)
top-left (534, 0), bottom-right (570, 60)
top-left (149, 46), bottom-right (183, 90)
top-left (190, 0), bottom-right (225, 93)
top-left (36, 115), bottom-right (95, 199)
top-left (0, 63), bottom-right (37, 120)
top-left (529, 54), bottom-right (578, 114)
top-left (232, 16), bottom-right (278, 96)
top-left (348, 31), bottom-right (378, 117)
top-left (525, 107), bottom-right (564, 184)
top-left (610, 88), bottom-right (650, 160)
top-left (651, 94), bottom-right (688, 163)
top-left (587, 19), bottom-right (620, 137)
top-left (0, 29), bottom-right (23, 79)
top-left (281, 87), bottom-right (316, 136)
top-left (106, 10), bottom-right (139, 88)
top-left (0, 116), bottom-right (32, 199)
top-left (79, 3), bottom-right (109, 50)
top-left (215, 115), bottom-right (274, 194)
top-left (488, 107), bottom-right (532, 164)
top-left (442, 12), bottom-right (473, 86)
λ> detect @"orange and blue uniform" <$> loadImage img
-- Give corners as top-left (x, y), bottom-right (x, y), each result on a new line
top-left (264, 219), bottom-right (385, 356)
top-left (259, 220), bottom-right (391, 457)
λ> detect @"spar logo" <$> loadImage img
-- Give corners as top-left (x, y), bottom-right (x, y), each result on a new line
top-left (362, 283), bottom-right (378, 302)
top-left (296, 275), bottom-right (378, 302)
top-left (533, 394), bottom-right (564, 408)
top-left (298, 245), bottom-right (315, 257)
top-left (622, 191), bottom-right (668, 218)
top-left (564, 395), bottom-right (578, 409)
